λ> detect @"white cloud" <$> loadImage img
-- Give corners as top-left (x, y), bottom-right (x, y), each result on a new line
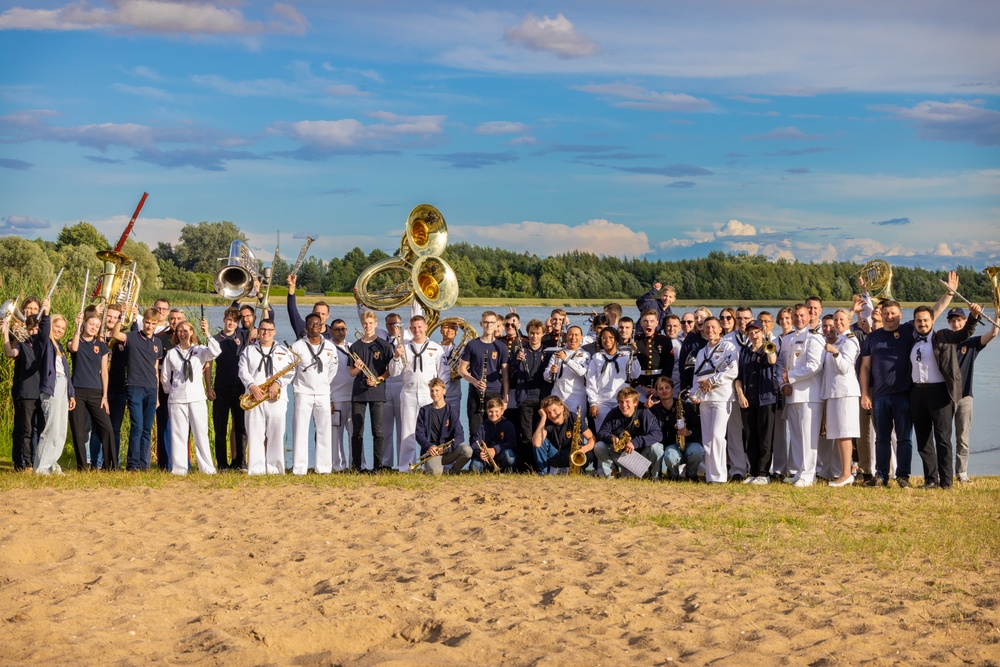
top-left (503, 12), bottom-right (598, 59)
top-left (573, 82), bottom-right (714, 113)
top-left (475, 121), bottom-right (527, 135)
top-left (89, 214), bottom-right (188, 248)
top-left (887, 100), bottom-right (1000, 146)
top-left (0, 214), bottom-right (50, 233)
top-left (0, 0), bottom-right (307, 35)
top-left (453, 218), bottom-right (650, 257)
top-left (717, 219), bottom-right (757, 237)
top-left (268, 112), bottom-right (445, 151)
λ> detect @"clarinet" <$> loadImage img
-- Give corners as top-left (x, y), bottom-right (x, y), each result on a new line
top-left (479, 354), bottom-right (488, 415)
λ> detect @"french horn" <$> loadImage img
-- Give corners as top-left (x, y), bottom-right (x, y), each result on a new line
top-left (856, 258), bottom-right (893, 303)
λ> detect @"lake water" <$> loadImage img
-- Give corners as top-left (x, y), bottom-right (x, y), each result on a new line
top-left (196, 304), bottom-right (1000, 476)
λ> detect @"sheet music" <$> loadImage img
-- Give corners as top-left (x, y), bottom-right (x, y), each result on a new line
top-left (617, 451), bottom-right (652, 478)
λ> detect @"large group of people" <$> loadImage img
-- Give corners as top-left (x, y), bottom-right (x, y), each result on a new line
top-left (3, 270), bottom-right (997, 488)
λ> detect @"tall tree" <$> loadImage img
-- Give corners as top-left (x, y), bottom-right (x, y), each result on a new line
top-left (173, 221), bottom-right (247, 274)
top-left (56, 222), bottom-right (109, 251)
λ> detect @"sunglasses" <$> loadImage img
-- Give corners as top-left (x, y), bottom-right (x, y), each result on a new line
top-left (504, 323), bottom-right (517, 328)
top-left (721, 315), bottom-right (734, 320)
top-left (681, 320), bottom-right (695, 324)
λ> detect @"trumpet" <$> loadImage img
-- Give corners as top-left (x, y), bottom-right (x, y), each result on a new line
top-left (763, 340), bottom-right (777, 355)
top-left (409, 439), bottom-right (456, 472)
top-left (477, 439), bottom-right (500, 473)
top-left (347, 345), bottom-right (383, 386)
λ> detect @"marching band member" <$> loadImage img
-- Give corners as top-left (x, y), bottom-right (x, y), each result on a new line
top-left (471, 397), bottom-right (516, 473)
top-left (328, 318), bottom-right (354, 471)
top-left (380, 312), bottom-right (406, 470)
top-left (155, 307), bottom-right (186, 471)
top-left (161, 319), bottom-right (221, 475)
top-left (3, 309), bottom-right (43, 472)
top-left (777, 304), bottom-right (826, 487)
top-left (290, 313), bottom-right (337, 474)
top-left (68, 312), bottom-right (115, 470)
top-left (806, 296), bottom-right (824, 334)
top-left (678, 308), bottom-right (711, 393)
top-left (238, 319), bottom-right (296, 475)
top-left (438, 320), bottom-right (467, 428)
top-left (458, 311), bottom-right (509, 437)
top-left (733, 319), bottom-right (778, 484)
top-left (349, 310), bottom-right (394, 472)
top-left (821, 310), bottom-right (862, 487)
top-left (532, 395), bottom-right (596, 475)
top-left (205, 307), bottom-right (249, 470)
top-left (770, 307), bottom-right (796, 480)
top-left (635, 282), bottom-right (676, 334)
top-left (541, 308), bottom-right (567, 348)
top-left (650, 377), bottom-right (704, 481)
top-left (594, 386), bottom-right (663, 479)
top-left (548, 325), bottom-right (590, 417)
top-left (692, 317), bottom-right (739, 484)
top-left (664, 314), bottom-right (683, 389)
top-left (721, 306), bottom-right (753, 482)
top-left (633, 309), bottom-right (674, 405)
top-left (415, 378), bottom-right (472, 475)
top-left (391, 314), bottom-right (447, 472)
top-left (501, 312), bottom-right (524, 453)
top-left (286, 274), bottom-right (333, 340)
top-left (585, 326), bottom-right (640, 433)
top-left (617, 317), bottom-right (635, 348)
top-left (510, 319), bottom-right (551, 472)
top-left (34, 301), bottom-right (76, 474)
top-left (581, 313), bottom-right (610, 353)
top-left (111, 307), bottom-right (164, 471)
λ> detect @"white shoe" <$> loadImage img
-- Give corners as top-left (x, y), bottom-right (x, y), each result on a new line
top-left (750, 475), bottom-right (770, 485)
top-left (829, 475), bottom-right (855, 488)
top-left (793, 478), bottom-right (813, 488)
top-left (741, 475), bottom-right (755, 484)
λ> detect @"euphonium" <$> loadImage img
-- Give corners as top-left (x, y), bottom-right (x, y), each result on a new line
top-left (429, 316), bottom-right (478, 380)
top-left (214, 240), bottom-right (262, 300)
top-left (96, 257), bottom-right (141, 329)
top-left (569, 407), bottom-right (586, 473)
top-left (0, 298), bottom-right (29, 343)
top-left (240, 349), bottom-right (301, 411)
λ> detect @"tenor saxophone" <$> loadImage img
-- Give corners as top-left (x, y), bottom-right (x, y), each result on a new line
top-left (240, 349), bottom-right (301, 410)
top-left (569, 407), bottom-right (586, 473)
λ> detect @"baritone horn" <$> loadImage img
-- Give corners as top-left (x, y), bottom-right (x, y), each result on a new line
top-left (428, 316), bottom-right (478, 380)
top-left (214, 240), bottom-right (262, 300)
top-left (0, 298), bottom-right (29, 343)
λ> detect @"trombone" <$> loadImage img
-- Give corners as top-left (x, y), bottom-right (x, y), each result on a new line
top-left (940, 274), bottom-right (1000, 329)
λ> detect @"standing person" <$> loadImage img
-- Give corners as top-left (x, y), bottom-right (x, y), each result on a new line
top-left (678, 312), bottom-right (696, 340)
top-left (532, 395), bottom-right (596, 475)
top-left (67, 312), bottom-right (115, 470)
top-left (34, 301), bottom-right (76, 474)
top-left (636, 282), bottom-right (676, 334)
top-left (391, 315), bottom-right (447, 472)
top-left (99, 306), bottom-right (127, 468)
top-left (154, 307), bottom-right (186, 470)
top-left (664, 314), bottom-right (684, 389)
top-left (510, 319), bottom-right (551, 472)
top-left (581, 314), bottom-right (610, 353)
top-left (111, 307), bottom-right (164, 471)
top-left (237, 304), bottom-right (260, 342)
top-left (290, 313), bottom-right (338, 475)
top-left (911, 303), bottom-right (981, 489)
top-left (947, 306), bottom-right (997, 483)
top-left (458, 311), bottom-right (509, 438)
top-left (734, 319), bottom-right (778, 485)
top-left (238, 319), bottom-right (296, 475)
top-left (541, 308), bottom-right (567, 348)
top-left (471, 397), bottom-right (517, 473)
top-left (633, 309), bottom-right (674, 404)
top-left (650, 377), bottom-right (704, 482)
top-left (770, 306), bottom-right (796, 480)
top-left (547, 325), bottom-right (590, 417)
top-left (859, 273), bottom-right (958, 488)
top-left (603, 303), bottom-right (623, 329)
top-left (719, 308), bottom-right (738, 336)
top-left (821, 310), bottom-right (862, 487)
top-left (3, 313), bottom-right (44, 471)
top-left (328, 319), bottom-right (355, 471)
top-left (691, 317), bottom-right (739, 483)
top-left (617, 317), bottom-right (635, 348)
top-left (500, 312), bottom-right (524, 451)
top-left (594, 387), bottom-right (663, 479)
top-left (285, 274), bottom-right (333, 340)
top-left (776, 304), bottom-right (825, 487)
top-left (348, 310), bottom-right (394, 472)
top-left (586, 327), bottom-right (641, 433)
top-left (678, 308), bottom-right (711, 393)
top-left (161, 319), bottom-right (221, 475)
top-left (436, 319), bottom-right (466, 452)
top-left (379, 312), bottom-right (406, 470)
top-left (806, 296), bottom-right (824, 334)
top-left (415, 378), bottom-right (472, 475)
top-left (205, 307), bottom-right (249, 470)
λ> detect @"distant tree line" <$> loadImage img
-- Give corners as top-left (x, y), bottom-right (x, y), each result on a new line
top-left (4, 221), bottom-right (995, 304)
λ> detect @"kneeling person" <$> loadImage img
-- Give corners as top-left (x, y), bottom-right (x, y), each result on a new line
top-left (595, 386), bottom-right (664, 478)
top-left (471, 397), bottom-right (517, 472)
top-left (415, 378), bottom-right (472, 475)
top-left (532, 395), bottom-right (596, 475)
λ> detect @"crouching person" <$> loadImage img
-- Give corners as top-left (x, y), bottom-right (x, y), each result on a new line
top-left (471, 397), bottom-right (517, 472)
top-left (594, 386), bottom-right (664, 479)
top-left (532, 395), bottom-right (596, 474)
top-left (650, 377), bottom-right (705, 481)
top-left (416, 378), bottom-right (472, 475)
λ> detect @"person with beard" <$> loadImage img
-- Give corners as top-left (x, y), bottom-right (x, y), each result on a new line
top-left (290, 313), bottom-right (338, 475)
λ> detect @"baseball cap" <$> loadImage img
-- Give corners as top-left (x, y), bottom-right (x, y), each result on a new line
top-left (745, 319), bottom-right (764, 330)
top-left (947, 307), bottom-right (966, 320)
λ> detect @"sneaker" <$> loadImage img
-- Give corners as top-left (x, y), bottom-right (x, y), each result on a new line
top-left (749, 475), bottom-right (770, 485)
top-left (793, 478), bottom-right (813, 488)
top-left (923, 480), bottom-right (940, 490)
top-left (897, 477), bottom-right (911, 489)
top-left (741, 475), bottom-right (755, 485)
top-left (957, 474), bottom-right (972, 484)
top-left (864, 476), bottom-right (886, 487)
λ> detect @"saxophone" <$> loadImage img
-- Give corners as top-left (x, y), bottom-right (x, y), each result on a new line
top-left (613, 427), bottom-right (633, 453)
top-left (569, 407), bottom-right (586, 473)
top-left (240, 348), bottom-right (301, 410)
top-left (675, 398), bottom-right (686, 452)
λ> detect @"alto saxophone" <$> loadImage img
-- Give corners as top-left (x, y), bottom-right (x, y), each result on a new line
top-left (240, 349), bottom-right (301, 410)
top-left (675, 397), bottom-right (686, 452)
top-left (569, 407), bottom-right (586, 473)
top-left (613, 428), bottom-right (633, 453)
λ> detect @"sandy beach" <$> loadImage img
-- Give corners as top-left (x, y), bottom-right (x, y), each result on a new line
top-left (1, 475), bottom-right (998, 666)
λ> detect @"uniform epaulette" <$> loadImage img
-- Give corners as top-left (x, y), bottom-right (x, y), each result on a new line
top-left (846, 333), bottom-right (855, 338)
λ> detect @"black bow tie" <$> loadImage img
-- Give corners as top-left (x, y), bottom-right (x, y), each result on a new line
top-left (915, 335), bottom-right (928, 344)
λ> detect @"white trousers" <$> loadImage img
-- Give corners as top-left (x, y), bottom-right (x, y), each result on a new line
top-left (700, 400), bottom-right (731, 483)
top-left (397, 388), bottom-right (432, 472)
top-left (169, 400), bottom-right (216, 475)
top-left (786, 401), bottom-right (822, 484)
top-left (381, 378), bottom-right (403, 468)
top-left (292, 393), bottom-right (332, 474)
top-left (36, 376), bottom-right (68, 474)
top-left (245, 399), bottom-right (288, 475)
top-left (726, 401), bottom-right (748, 477)
top-left (330, 399), bottom-right (351, 471)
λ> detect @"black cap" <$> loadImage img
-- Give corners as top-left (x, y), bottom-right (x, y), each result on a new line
top-left (947, 307), bottom-right (966, 319)
top-left (745, 319), bottom-right (763, 330)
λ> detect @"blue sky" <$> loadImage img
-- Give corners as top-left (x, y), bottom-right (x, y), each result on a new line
top-left (1, 0), bottom-right (998, 271)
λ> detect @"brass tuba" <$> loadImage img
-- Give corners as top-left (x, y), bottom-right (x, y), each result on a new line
top-left (214, 240), bottom-right (262, 300)
top-left (856, 258), bottom-right (893, 303)
top-left (355, 204), bottom-right (459, 327)
top-left (0, 298), bottom-right (29, 343)
top-left (95, 250), bottom-right (141, 329)
top-left (428, 316), bottom-right (478, 380)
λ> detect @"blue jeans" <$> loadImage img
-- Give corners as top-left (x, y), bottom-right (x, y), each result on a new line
top-left (108, 390), bottom-right (128, 465)
top-left (534, 437), bottom-right (569, 474)
top-left (595, 440), bottom-right (664, 479)
top-left (126, 386), bottom-right (157, 470)
top-left (471, 447), bottom-right (516, 473)
top-left (872, 391), bottom-right (913, 481)
top-left (663, 442), bottom-right (705, 479)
